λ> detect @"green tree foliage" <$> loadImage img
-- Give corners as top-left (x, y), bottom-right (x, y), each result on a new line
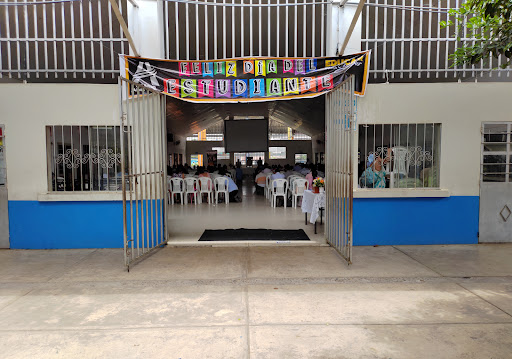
top-left (440, 0), bottom-right (512, 68)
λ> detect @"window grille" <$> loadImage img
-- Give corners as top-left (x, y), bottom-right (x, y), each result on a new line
top-left (212, 146), bottom-right (230, 160)
top-left (163, 0), bottom-right (327, 60)
top-left (269, 146), bottom-right (286, 159)
top-left (481, 123), bottom-right (512, 183)
top-left (234, 152), bottom-right (265, 166)
top-left (361, 0), bottom-right (511, 82)
top-left (358, 123), bottom-right (441, 189)
top-left (186, 119), bottom-right (312, 141)
top-left (0, 0), bottom-right (130, 82)
top-left (186, 121), bottom-right (224, 141)
top-left (269, 119), bottom-right (311, 140)
top-left (46, 125), bottom-right (125, 191)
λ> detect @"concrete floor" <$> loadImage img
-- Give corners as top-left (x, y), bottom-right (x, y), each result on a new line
top-left (167, 180), bottom-right (326, 244)
top-left (1, 244), bottom-right (512, 358)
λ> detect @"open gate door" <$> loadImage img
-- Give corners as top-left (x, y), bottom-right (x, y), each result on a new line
top-left (325, 76), bottom-right (355, 264)
top-left (119, 78), bottom-right (168, 270)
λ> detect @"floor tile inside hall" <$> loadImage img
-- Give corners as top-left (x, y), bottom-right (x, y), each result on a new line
top-left (167, 180), bottom-right (326, 245)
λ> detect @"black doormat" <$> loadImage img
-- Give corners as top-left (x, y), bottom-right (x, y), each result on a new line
top-left (199, 229), bottom-right (310, 241)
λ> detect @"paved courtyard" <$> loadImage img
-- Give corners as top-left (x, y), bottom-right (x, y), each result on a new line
top-left (1, 243), bottom-right (512, 358)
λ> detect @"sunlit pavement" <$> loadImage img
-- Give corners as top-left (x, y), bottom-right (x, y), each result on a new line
top-left (1, 243), bottom-right (512, 358)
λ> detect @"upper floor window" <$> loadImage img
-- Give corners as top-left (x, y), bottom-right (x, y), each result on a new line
top-left (212, 147), bottom-right (230, 160)
top-left (481, 123), bottom-right (512, 182)
top-left (269, 147), bottom-right (287, 160)
top-left (358, 123), bottom-right (441, 189)
top-left (46, 126), bottom-right (125, 191)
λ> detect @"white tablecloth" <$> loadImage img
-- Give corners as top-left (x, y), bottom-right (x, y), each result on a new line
top-left (301, 190), bottom-right (326, 224)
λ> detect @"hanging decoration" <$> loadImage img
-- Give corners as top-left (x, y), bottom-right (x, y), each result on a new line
top-left (122, 51), bottom-right (370, 103)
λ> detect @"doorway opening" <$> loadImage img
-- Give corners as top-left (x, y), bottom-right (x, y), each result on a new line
top-left (120, 77), bottom-right (355, 269)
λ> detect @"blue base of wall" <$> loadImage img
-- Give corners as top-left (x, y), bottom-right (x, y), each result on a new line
top-left (8, 196), bottom-right (479, 249)
top-left (8, 201), bottom-right (124, 249)
top-left (353, 196), bottom-right (479, 246)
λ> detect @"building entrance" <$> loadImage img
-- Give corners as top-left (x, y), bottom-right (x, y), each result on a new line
top-left (120, 77), bottom-right (356, 270)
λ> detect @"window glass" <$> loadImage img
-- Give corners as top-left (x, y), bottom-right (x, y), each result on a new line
top-left (269, 147), bottom-right (286, 159)
top-left (234, 152), bottom-right (265, 166)
top-left (46, 126), bottom-right (124, 191)
top-left (481, 123), bottom-right (511, 182)
top-left (357, 124), bottom-right (441, 189)
top-left (269, 120), bottom-right (311, 140)
top-left (212, 147), bottom-right (230, 160)
top-left (295, 153), bottom-right (307, 164)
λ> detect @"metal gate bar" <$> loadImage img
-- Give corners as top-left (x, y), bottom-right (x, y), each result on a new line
top-left (120, 77), bottom-right (168, 270)
top-left (325, 76), bottom-right (354, 264)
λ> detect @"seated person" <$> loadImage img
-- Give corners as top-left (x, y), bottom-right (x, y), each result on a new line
top-left (254, 170), bottom-right (267, 195)
top-left (271, 167), bottom-right (285, 181)
top-left (219, 169), bottom-right (241, 202)
top-left (305, 169), bottom-right (318, 190)
top-left (359, 154), bottom-right (388, 188)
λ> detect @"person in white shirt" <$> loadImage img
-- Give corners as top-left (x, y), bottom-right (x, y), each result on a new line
top-left (271, 170), bottom-right (285, 181)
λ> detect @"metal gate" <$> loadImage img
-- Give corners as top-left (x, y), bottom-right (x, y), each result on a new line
top-left (325, 76), bottom-right (355, 264)
top-left (0, 125), bottom-right (9, 248)
top-left (479, 122), bottom-right (512, 243)
top-left (119, 78), bottom-right (168, 270)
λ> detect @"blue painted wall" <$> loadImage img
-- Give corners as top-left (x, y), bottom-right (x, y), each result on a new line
top-left (9, 196), bottom-right (479, 249)
top-left (353, 196), bottom-right (479, 246)
top-left (8, 201), bottom-right (124, 249)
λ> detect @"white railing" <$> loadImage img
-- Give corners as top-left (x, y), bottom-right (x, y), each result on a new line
top-left (0, 0), bottom-right (129, 81)
top-left (163, 0), bottom-right (328, 60)
top-left (361, 0), bottom-right (511, 81)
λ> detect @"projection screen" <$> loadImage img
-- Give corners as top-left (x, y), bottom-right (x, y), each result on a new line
top-left (224, 119), bottom-right (268, 153)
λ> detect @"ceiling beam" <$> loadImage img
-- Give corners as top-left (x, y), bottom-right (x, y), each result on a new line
top-left (108, 0), bottom-right (140, 57)
top-left (338, 0), bottom-right (365, 56)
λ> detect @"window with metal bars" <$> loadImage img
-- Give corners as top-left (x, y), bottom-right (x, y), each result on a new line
top-left (46, 125), bottom-right (126, 191)
top-left (269, 119), bottom-right (311, 140)
top-left (481, 123), bottom-right (512, 183)
top-left (186, 119), bottom-right (311, 141)
top-left (234, 152), bottom-right (265, 166)
top-left (361, 0), bottom-right (511, 82)
top-left (0, 0), bottom-right (130, 82)
top-left (358, 123), bottom-right (441, 189)
top-left (212, 146), bottom-right (230, 160)
top-left (186, 122), bottom-right (224, 141)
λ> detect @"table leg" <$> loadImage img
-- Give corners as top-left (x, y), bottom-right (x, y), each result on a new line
top-left (305, 212), bottom-right (308, 225)
top-left (314, 221), bottom-right (317, 234)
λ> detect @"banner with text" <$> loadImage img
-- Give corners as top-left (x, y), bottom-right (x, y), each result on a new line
top-left (123, 51), bottom-right (370, 103)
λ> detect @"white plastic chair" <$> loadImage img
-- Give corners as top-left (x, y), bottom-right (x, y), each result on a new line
top-left (214, 177), bottom-right (229, 204)
top-left (287, 175), bottom-right (299, 195)
top-left (169, 177), bottom-right (184, 205)
top-left (271, 178), bottom-right (288, 208)
top-left (184, 177), bottom-right (199, 205)
top-left (265, 174), bottom-right (273, 199)
top-left (292, 178), bottom-right (308, 208)
top-left (198, 177), bottom-right (214, 204)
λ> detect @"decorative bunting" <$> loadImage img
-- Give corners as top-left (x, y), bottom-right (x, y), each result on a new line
top-left (124, 51), bottom-right (371, 102)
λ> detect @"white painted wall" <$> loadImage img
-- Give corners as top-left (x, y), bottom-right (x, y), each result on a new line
top-left (327, 2), bottom-right (362, 56)
top-left (128, 0), bottom-right (164, 58)
top-left (358, 82), bottom-right (512, 196)
top-left (0, 84), bottom-right (119, 201)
